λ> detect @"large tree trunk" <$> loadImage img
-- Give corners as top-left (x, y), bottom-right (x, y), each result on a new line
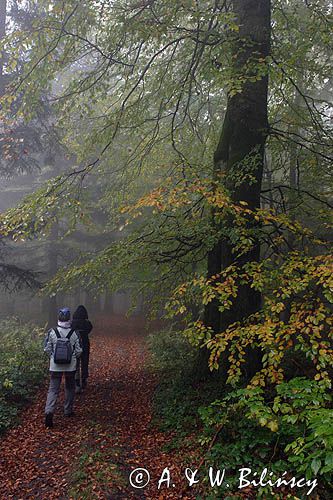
top-left (204, 0), bottom-right (271, 339)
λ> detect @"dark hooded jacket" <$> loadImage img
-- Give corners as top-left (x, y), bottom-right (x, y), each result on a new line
top-left (72, 305), bottom-right (93, 347)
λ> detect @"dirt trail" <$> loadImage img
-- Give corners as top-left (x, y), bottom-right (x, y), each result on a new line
top-left (0, 319), bottom-right (195, 499)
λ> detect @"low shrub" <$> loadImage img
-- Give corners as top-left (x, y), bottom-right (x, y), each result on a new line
top-left (147, 325), bottom-right (197, 377)
top-left (147, 327), bottom-right (226, 447)
top-left (148, 327), bottom-right (333, 499)
top-left (0, 318), bottom-right (47, 433)
top-left (199, 378), bottom-right (332, 498)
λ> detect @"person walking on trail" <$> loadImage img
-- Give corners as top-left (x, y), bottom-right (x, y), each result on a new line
top-left (72, 305), bottom-right (93, 393)
top-left (44, 307), bottom-right (82, 428)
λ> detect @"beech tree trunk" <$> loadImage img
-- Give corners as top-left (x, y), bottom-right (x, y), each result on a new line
top-left (204, 0), bottom-right (271, 335)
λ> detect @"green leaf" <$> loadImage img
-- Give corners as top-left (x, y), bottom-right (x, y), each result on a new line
top-left (311, 458), bottom-right (321, 475)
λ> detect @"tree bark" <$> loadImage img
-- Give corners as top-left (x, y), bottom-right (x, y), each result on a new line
top-left (204, 0), bottom-right (271, 335)
top-left (287, 84), bottom-right (303, 247)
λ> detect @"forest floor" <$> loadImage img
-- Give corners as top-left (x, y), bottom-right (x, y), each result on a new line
top-left (0, 316), bottom-right (197, 499)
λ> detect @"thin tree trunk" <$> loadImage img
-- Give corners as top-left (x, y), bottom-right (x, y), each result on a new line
top-left (45, 220), bottom-right (59, 326)
top-left (0, 0), bottom-right (6, 62)
top-left (287, 86), bottom-right (303, 247)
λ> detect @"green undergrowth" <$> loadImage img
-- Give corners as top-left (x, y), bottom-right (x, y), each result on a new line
top-left (148, 326), bottom-right (226, 464)
top-left (0, 318), bottom-right (46, 434)
top-left (148, 327), bottom-right (333, 499)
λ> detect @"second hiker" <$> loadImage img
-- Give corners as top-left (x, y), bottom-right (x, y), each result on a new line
top-left (72, 305), bottom-right (93, 392)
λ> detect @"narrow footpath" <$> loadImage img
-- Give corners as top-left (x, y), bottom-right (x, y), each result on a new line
top-left (0, 318), bottom-right (196, 499)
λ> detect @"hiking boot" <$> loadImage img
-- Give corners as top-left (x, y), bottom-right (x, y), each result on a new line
top-left (45, 413), bottom-right (53, 428)
top-left (64, 411), bottom-right (74, 417)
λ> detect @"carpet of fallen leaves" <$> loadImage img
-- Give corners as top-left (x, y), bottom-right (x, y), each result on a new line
top-left (0, 316), bottom-right (199, 499)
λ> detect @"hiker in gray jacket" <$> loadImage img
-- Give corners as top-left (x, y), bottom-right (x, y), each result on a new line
top-left (44, 307), bottom-right (82, 428)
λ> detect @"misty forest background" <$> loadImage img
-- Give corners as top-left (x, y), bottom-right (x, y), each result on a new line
top-left (0, 0), bottom-right (332, 498)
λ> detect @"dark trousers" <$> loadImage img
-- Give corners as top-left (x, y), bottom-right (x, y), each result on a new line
top-left (75, 342), bottom-right (90, 387)
top-left (81, 342), bottom-right (90, 379)
top-left (45, 371), bottom-right (76, 415)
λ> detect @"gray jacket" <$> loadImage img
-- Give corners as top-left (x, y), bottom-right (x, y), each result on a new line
top-left (44, 325), bottom-right (82, 372)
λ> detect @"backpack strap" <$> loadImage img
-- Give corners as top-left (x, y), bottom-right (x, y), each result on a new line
top-left (54, 327), bottom-right (75, 339)
top-left (66, 328), bottom-right (75, 340)
top-left (54, 327), bottom-right (61, 338)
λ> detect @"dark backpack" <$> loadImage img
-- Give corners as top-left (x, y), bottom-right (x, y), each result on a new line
top-left (53, 328), bottom-right (75, 364)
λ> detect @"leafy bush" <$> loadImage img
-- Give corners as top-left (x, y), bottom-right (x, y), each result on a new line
top-left (148, 327), bottom-right (223, 437)
top-left (149, 326), bottom-right (333, 498)
top-left (147, 326), bottom-right (197, 377)
top-left (199, 378), bottom-right (332, 497)
top-left (0, 398), bottom-right (18, 432)
top-left (0, 318), bottom-right (47, 433)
